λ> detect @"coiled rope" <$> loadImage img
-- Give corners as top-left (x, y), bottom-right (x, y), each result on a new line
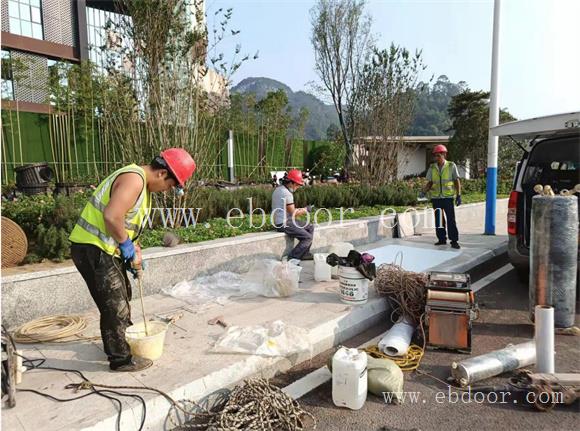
top-left (362, 314), bottom-right (427, 372)
top-left (373, 253), bottom-right (428, 323)
top-left (12, 315), bottom-right (99, 344)
top-left (203, 378), bottom-right (316, 431)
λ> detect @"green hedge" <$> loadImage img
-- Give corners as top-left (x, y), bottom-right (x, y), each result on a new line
top-left (1, 178), bottom-right (511, 261)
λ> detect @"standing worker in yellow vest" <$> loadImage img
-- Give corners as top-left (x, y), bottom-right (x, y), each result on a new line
top-left (423, 144), bottom-right (462, 249)
top-left (69, 148), bottom-right (196, 372)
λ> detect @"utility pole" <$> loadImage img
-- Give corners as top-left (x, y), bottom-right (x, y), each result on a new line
top-left (485, 0), bottom-right (501, 235)
top-left (227, 130), bottom-right (235, 182)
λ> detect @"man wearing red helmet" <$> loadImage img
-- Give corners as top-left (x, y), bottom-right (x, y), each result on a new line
top-left (69, 148), bottom-right (196, 372)
top-left (272, 169), bottom-right (314, 261)
top-left (423, 144), bottom-right (462, 249)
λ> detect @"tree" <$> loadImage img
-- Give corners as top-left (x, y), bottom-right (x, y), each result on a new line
top-left (255, 89), bottom-right (292, 173)
top-left (310, 0), bottom-right (371, 176)
top-left (409, 75), bottom-right (467, 135)
top-left (326, 122), bottom-right (341, 141)
top-left (447, 90), bottom-right (517, 178)
top-left (352, 44), bottom-right (425, 184)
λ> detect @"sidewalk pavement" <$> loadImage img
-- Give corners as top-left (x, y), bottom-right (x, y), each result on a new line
top-left (2, 226), bottom-right (508, 431)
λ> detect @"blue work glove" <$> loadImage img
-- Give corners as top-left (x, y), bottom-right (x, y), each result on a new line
top-left (455, 195), bottom-right (462, 206)
top-left (306, 205), bottom-right (315, 213)
top-left (119, 238), bottom-right (136, 263)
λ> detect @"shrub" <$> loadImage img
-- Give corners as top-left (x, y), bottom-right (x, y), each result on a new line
top-left (2, 192), bottom-right (88, 261)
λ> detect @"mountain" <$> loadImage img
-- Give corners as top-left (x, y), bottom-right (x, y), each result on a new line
top-left (231, 77), bottom-right (338, 140)
top-left (409, 75), bottom-right (468, 136)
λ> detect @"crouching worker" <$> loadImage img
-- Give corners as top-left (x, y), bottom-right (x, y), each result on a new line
top-left (69, 148), bottom-right (196, 372)
top-left (272, 169), bottom-right (314, 262)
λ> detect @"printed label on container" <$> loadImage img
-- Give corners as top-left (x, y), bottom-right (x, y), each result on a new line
top-left (339, 277), bottom-right (368, 303)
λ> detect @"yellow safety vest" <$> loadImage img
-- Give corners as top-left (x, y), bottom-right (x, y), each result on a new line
top-left (430, 161), bottom-right (455, 198)
top-left (69, 164), bottom-right (151, 255)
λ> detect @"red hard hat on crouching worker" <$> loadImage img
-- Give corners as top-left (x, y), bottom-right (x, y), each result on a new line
top-left (160, 148), bottom-right (196, 187)
top-left (287, 169), bottom-right (304, 185)
top-left (432, 144), bottom-right (448, 154)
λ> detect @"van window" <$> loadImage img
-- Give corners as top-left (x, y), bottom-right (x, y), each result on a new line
top-left (522, 136), bottom-right (580, 185)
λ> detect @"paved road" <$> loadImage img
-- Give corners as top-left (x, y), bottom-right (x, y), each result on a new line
top-left (275, 268), bottom-right (580, 431)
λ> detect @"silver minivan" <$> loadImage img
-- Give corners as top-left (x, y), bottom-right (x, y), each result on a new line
top-left (492, 112), bottom-right (580, 281)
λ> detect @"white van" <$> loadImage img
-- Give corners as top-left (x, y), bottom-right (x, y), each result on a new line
top-left (491, 112), bottom-right (580, 281)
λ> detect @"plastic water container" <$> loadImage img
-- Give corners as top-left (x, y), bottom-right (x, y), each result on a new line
top-left (338, 266), bottom-right (369, 305)
top-left (125, 321), bottom-right (168, 360)
top-left (332, 347), bottom-right (368, 410)
top-left (329, 242), bottom-right (354, 279)
top-left (314, 253), bottom-right (332, 282)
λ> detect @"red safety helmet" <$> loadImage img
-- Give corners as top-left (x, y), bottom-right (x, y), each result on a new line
top-left (432, 144), bottom-right (448, 154)
top-left (160, 148), bottom-right (196, 187)
top-left (286, 169), bottom-right (304, 185)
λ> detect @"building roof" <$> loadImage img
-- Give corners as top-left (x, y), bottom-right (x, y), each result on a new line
top-left (355, 136), bottom-right (450, 145)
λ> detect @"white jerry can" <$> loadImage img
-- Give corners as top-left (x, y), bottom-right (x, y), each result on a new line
top-left (314, 253), bottom-right (332, 282)
top-left (332, 347), bottom-right (368, 410)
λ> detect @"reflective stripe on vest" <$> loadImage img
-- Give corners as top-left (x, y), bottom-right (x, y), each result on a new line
top-left (69, 164), bottom-right (151, 255)
top-left (431, 161), bottom-right (455, 198)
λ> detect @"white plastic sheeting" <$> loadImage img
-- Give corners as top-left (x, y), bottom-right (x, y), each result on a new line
top-left (212, 320), bottom-right (311, 357)
top-left (163, 259), bottom-right (302, 309)
top-left (365, 245), bottom-right (458, 272)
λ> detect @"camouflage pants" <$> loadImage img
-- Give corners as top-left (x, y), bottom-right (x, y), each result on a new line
top-left (71, 243), bottom-right (133, 369)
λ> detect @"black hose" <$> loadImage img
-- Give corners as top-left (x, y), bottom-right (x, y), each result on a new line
top-left (14, 352), bottom-right (147, 431)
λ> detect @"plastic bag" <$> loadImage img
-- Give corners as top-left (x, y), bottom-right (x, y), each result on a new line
top-left (163, 272), bottom-right (245, 308)
top-left (243, 259), bottom-right (302, 297)
top-left (163, 260), bottom-right (302, 307)
top-left (212, 320), bottom-right (311, 357)
top-left (366, 355), bottom-right (404, 402)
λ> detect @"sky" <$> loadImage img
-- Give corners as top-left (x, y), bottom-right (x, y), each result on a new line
top-left (206, 0), bottom-right (580, 121)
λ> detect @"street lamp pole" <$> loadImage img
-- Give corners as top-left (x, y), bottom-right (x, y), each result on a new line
top-left (485, 0), bottom-right (502, 235)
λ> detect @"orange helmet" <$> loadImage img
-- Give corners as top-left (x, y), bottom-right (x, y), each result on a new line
top-left (286, 169), bottom-right (304, 185)
top-left (160, 148), bottom-right (196, 187)
top-left (432, 144), bottom-right (448, 154)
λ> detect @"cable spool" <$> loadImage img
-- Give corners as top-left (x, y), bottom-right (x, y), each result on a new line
top-left (1, 217), bottom-right (28, 268)
top-left (530, 195), bottom-right (578, 328)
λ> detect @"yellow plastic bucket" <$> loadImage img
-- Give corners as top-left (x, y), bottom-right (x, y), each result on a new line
top-left (125, 321), bottom-right (168, 361)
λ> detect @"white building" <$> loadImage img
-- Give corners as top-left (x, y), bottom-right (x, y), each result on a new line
top-left (354, 136), bottom-right (470, 179)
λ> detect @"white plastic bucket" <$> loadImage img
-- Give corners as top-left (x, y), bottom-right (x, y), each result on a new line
top-left (314, 253), bottom-right (332, 282)
top-left (332, 347), bottom-right (368, 410)
top-left (329, 242), bottom-right (354, 279)
top-left (125, 321), bottom-right (168, 361)
top-left (338, 266), bottom-right (368, 305)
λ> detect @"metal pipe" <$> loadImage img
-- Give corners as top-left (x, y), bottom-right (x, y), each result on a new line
top-left (451, 341), bottom-right (535, 387)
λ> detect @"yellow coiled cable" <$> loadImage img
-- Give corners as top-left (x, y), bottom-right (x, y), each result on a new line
top-left (362, 344), bottom-right (425, 372)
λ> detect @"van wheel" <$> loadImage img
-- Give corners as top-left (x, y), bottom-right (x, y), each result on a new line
top-left (516, 267), bottom-right (529, 283)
